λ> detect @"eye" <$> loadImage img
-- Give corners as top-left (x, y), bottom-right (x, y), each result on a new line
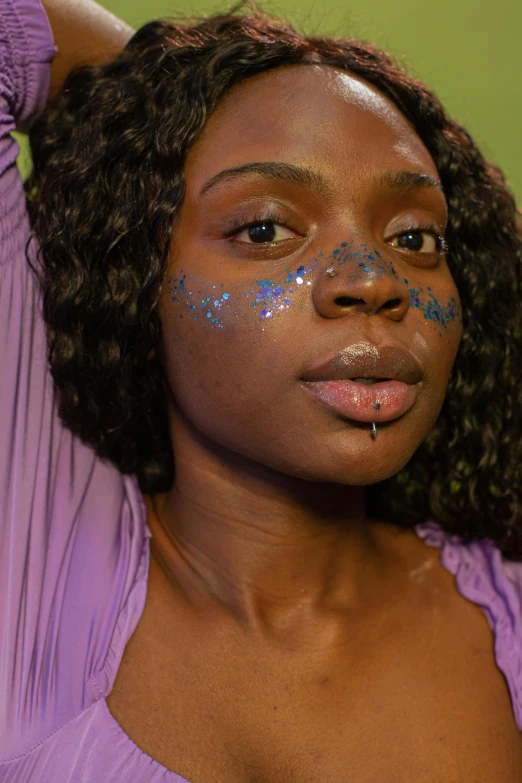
top-left (389, 230), bottom-right (444, 254)
top-left (234, 221), bottom-right (295, 244)
top-left (224, 209), bottom-right (299, 245)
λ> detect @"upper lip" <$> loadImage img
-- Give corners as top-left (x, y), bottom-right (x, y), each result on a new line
top-left (302, 341), bottom-right (423, 384)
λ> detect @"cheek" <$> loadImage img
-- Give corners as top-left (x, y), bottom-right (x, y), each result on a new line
top-left (406, 280), bottom-right (461, 340)
top-left (157, 276), bottom-right (295, 432)
top-left (408, 278), bottom-right (462, 406)
top-left (157, 258), bottom-right (319, 416)
top-left (163, 261), bottom-right (318, 331)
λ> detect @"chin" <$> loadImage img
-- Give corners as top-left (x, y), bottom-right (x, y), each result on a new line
top-left (268, 444), bottom-right (416, 486)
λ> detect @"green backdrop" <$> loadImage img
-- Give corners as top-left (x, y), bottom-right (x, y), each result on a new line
top-left (16, 0), bottom-right (522, 203)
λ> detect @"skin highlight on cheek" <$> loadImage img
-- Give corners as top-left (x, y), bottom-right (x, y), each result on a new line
top-left (166, 237), bottom-right (460, 336)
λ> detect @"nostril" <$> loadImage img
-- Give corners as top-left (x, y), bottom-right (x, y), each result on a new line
top-left (383, 298), bottom-right (402, 310)
top-left (335, 297), bottom-right (365, 307)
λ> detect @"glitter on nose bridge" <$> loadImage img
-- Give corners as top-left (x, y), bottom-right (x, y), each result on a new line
top-left (252, 240), bottom-right (402, 321)
top-left (316, 240), bottom-right (461, 333)
top-left (327, 240), bottom-right (400, 281)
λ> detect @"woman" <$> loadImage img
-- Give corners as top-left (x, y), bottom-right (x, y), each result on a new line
top-left (1, 0), bottom-right (521, 779)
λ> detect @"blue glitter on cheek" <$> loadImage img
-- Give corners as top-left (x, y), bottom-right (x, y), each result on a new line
top-left (166, 271), bottom-right (232, 329)
top-left (408, 286), bottom-right (461, 334)
top-left (246, 261), bottom-right (317, 321)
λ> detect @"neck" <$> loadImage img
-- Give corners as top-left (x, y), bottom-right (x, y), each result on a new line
top-left (145, 420), bottom-right (400, 636)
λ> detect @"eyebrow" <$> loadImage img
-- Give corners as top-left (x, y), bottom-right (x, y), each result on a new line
top-left (198, 161), bottom-right (443, 199)
top-left (379, 170), bottom-right (443, 193)
top-left (198, 162), bottom-right (330, 199)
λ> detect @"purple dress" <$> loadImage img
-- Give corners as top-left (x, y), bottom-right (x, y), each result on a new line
top-left (0, 0), bottom-right (521, 780)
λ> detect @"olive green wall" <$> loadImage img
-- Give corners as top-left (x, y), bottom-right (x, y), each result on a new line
top-left (102, 0), bottom-right (522, 203)
top-left (16, 0), bottom-right (522, 203)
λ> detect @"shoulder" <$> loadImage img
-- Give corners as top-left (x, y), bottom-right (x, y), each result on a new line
top-left (416, 520), bottom-right (522, 732)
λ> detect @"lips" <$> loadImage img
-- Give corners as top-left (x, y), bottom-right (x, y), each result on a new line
top-left (302, 342), bottom-right (423, 385)
top-left (301, 342), bottom-right (423, 424)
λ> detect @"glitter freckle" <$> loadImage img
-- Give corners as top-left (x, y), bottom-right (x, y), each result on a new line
top-left (169, 237), bottom-right (460, 332)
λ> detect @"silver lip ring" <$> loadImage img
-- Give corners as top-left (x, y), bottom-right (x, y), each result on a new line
top-left (326, 267), bottom-right (336, 278)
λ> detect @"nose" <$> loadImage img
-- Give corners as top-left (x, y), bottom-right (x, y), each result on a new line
top-left (312, 258), bottom-right (410, 321)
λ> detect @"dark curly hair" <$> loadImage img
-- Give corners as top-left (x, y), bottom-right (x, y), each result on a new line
top-left (24, 1), bottom-right (522, 558)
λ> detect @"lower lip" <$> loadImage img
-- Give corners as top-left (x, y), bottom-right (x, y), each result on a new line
top-left (303, 380), bottom-right (419, 423)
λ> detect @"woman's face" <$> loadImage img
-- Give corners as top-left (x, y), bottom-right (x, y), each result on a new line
top-left (158, 64), bottom-right (462, 485)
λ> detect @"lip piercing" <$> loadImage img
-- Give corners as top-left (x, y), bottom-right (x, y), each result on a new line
top-left (371, 400), bottom-right (380, 440)
top-left (326, 268), bottom-right (336, 277)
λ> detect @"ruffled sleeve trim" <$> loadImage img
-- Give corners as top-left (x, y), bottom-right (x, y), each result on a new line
top-left (0, 0), bottom-right (57, 125)
top-left (415, 520), bottom-right (522, 732)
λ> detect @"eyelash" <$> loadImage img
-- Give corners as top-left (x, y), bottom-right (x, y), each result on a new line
top-left (394, 226), bottom-right (450, 254)
top-left (224, 209), bottom-right (450, 253)
top-left (224, 208), bottom-right (292, 238)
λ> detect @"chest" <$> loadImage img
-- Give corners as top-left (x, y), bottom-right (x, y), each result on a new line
top-left (106, 558), bottom-right (522, 783)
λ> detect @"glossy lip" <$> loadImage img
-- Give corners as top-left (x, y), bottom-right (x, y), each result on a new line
top-left (301, 341), bottom-right (423, 424)
top-left (302, 379), bottom-right (419, 423)
top-left (301, 341), bottom-right (423, 385)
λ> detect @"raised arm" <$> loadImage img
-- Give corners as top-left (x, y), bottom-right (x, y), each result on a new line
top-left (0, 0), bottom-right (142, 757)
top-left (16, 0), bottom-right (134, 132)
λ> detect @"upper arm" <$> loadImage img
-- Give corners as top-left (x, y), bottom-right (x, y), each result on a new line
top-left (41, 0), bottom-right (134, 106)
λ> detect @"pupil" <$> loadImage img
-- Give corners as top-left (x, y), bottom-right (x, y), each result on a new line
top-left (398, 232), bottom-right (423, 251)
top-left (248, 223), bottom-right (276, 243)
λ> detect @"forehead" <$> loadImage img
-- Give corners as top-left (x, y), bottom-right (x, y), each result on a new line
top-left (185, 64), bottom-right (439, 189)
